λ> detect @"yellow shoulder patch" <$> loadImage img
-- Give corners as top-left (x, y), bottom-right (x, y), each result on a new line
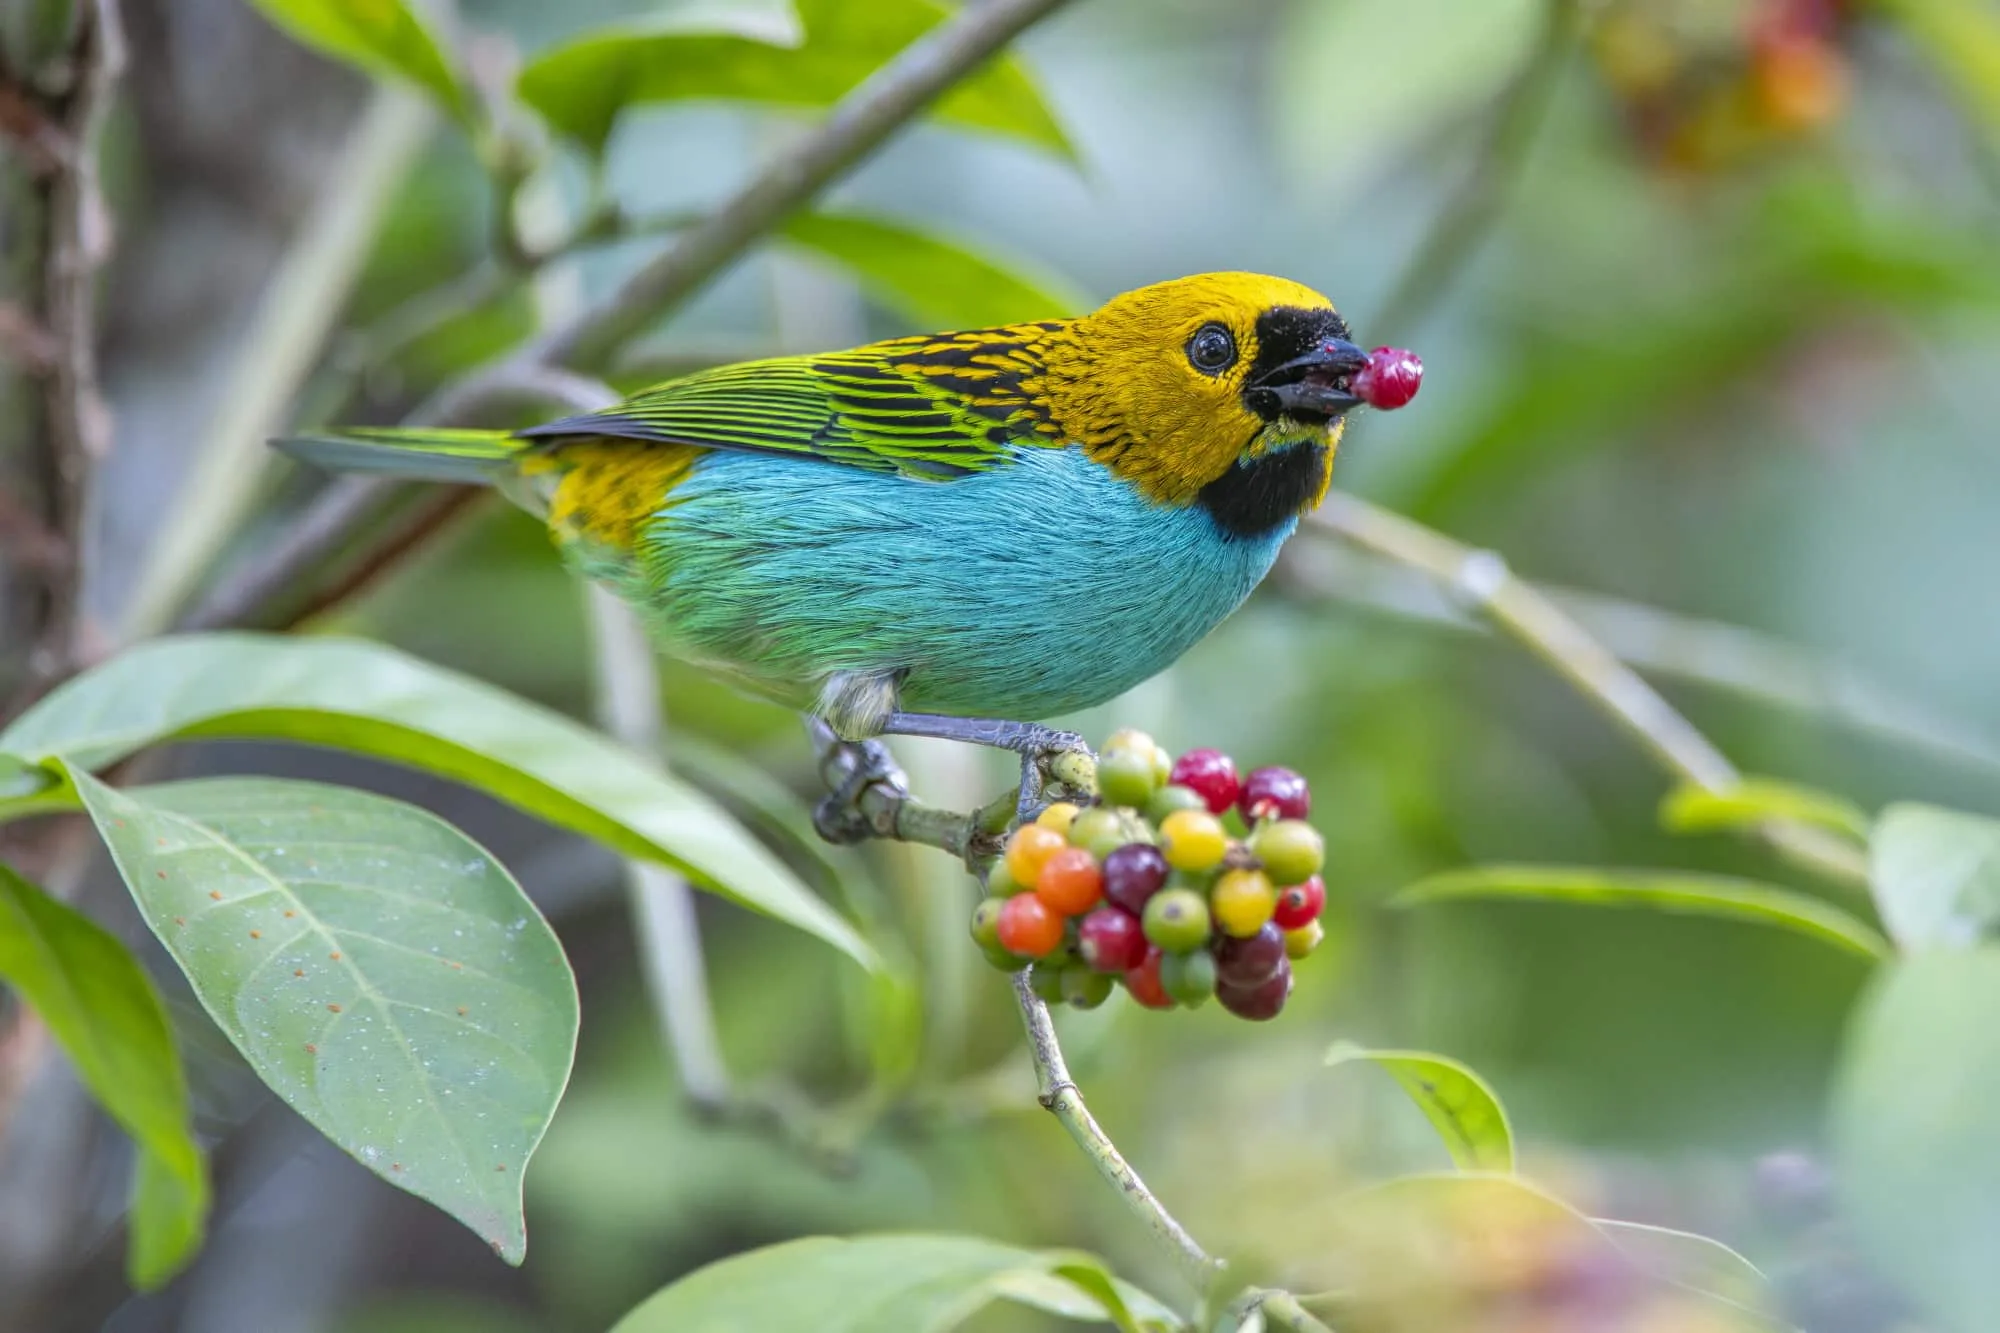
top-left (534, 439), bottom-right (704, 551)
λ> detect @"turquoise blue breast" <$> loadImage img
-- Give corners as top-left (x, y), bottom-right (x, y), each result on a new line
top-left (609, 445), bottom-right (1298, 721)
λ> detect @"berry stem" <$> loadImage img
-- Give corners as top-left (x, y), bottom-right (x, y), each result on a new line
top-left (1008, 970), bottom-right (1221, 1288)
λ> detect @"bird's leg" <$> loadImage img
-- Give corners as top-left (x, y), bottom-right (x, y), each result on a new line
top-left (879, 713), bottom-right (1093, 823)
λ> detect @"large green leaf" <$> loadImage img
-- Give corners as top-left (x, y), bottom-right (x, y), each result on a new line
top-left (1870, 802), bottom-right (2000, 950)
top-left (516, 0), bottom-right (1071, 158)
top-left (610, 1233), bottom-right (1158, 1333)
top-left (70, 771), bottom-right (577, 1264)
top-left (0, 633), bottom-right (872, 969)
top-left (244, 0), bottom-right (470, 124)
top-left (0, 863), bottom-right (206, 1288)
top-left (1324, 1042), bottom-right (1513, 1172)
top-left (778, 212), bottom-right (1082, 329)
top-left (1831, 947), bottom-right (2000, 1331)
top-left (1395, 865), bottom-right (1890, 960)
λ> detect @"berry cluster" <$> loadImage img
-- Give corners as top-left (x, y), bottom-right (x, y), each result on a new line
top-left (968, 731), bottom-right (1327, 1022)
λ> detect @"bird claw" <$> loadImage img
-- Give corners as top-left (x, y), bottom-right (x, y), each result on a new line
top-left (809, 727), bottom-right (909, 845)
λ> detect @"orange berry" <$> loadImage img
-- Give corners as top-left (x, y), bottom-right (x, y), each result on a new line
top-left (1004, 824), bottom-right (1068, 888)
top-left (996, 893), bottom-right (1065, 958)
top-left (1036, 847), bottom-right (1104, 916)
top-left (1753, 34), bottom-right (1847, 132)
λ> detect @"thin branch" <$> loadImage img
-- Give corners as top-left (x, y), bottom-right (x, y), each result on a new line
top-left (527, 0), bottom-right (1077, 374)
top-left (1306, 494), bottom-right (1872, 891)
top-left (279, 484), bottom-right (487, 630)
top-left (1010, 970), bottom-right (1219, 1287)
top-left (19, 0), bottom-right (123, 697)
top-left (1370, 0), bottom-right (1583, 344)
top-left (1276, 538), bottom-right (2000, 781)
top-left (118, 87), bottom-right (434, 642)
top-left (584, 584), bottom-right (734, 1112)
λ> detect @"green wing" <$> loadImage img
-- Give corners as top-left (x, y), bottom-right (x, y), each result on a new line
top-left (519, 331), bottom-right (1063, 481)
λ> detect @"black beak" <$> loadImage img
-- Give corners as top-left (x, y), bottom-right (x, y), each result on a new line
top-left (1246, 338), bottom-right (1369, 423)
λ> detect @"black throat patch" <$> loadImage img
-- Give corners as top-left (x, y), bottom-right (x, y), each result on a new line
top-left (1197, 443), bottom-right (1329, 540)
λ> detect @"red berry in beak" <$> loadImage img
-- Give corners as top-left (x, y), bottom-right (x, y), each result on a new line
top-left (1351, 347), bottom-right (1423, 410)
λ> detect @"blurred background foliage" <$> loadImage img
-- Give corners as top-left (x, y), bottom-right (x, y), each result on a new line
top-left (8, 0), bottom-right (2000, 1328)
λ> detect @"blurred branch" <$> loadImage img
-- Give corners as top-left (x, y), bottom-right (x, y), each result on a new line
top-left (1277, 539), bottom-right (2000, 781)
top-left (1370, 0), bottom-right (1583, 344)
top-left (1305, 494), bottom-right (1873, 891)
top-left (519, 0), bottom-right (1078, 375)
top-left (584, 584), bottom-right (733, 1113)
top-left (118, 88), bottom-right (434, 642)
top-left (3, 0), bottom-right (123, 707)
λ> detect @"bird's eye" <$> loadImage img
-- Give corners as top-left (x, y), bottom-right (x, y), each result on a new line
top-left (1186, 323), bottom-right (1237, 375)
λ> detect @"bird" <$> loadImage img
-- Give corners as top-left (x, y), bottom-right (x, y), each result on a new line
top-left (276, 271), bottom-right (1408, 786)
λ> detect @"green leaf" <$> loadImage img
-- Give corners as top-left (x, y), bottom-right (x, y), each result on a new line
top-left (0, 862), bottom-right (206, 1287)
top-left (610, 1233), bottom-right (1150, 1332)
top-left (1831, 947), bottom-right (2000, 1331)
top-left (1394, 865), bottom-right (1890, 960)
top-left (1881, 0), bottom-right (2000, 163)
top-left (69, 770), bottom-right (578, 1264)
top-left (1, 633), bottom-right (872, 970)
top-left (1870, 802), bottom-right (2000, 950)
top-left (1591, 1220), bottom-right (1769, 1307)
top-left (244, 0), bottom-right (470, 124)
top-left (1660, 778), bottom-right (1871, 843)
top-left (1324, 1042), bottom-right (1514, 1172)
top-left (517, 0), bottom-right (1071, 159)
top-left (778, 212), bottom-right (1083, 329)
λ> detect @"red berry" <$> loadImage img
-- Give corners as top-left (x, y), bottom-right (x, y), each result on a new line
top-left (1123, 947), bottom-right (1174, 1010)
top-left (997, 894), bottom-right (1065, 958)
top-left (1272, 874), bottom-right (1326, 930)
top-left (1350, 347), bottom-right (1422, 410)
top-left (1239, 766), bottom-right (1310, 822)
top-left (1035, 847), bottom-right (1104, 916)
top-left (1214, 923), bottom-right (1287, 989)
top-left (1102, 842), bottom-right (1169, 914)
top-left (1217, 958), bottom-right (1293, 1021)
top-left (1078, 906), bottom-right (1148, 973)
top-left (1168, 748), bottom-right (1241, 815)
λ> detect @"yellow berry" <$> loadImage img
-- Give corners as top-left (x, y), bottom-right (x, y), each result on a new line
top-left (1036, 802), bottom-right (1081, 836)
top-left (1211, 868), bottom-right (1277, 938)
top-left (1100, 727), bottom-right (1156, 757)
top-left (1005, 824), bottom-right (1068, 889)
top-left (1283, 919), bottom-right (1324, 960)
top-left (1158, 809), bottom-right (1228, 873)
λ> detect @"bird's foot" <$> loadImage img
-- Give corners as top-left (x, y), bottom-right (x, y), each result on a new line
top-left (879, 713), bottom-right (1095, 823)
top-left (807, 719), bottom-right (910, 845)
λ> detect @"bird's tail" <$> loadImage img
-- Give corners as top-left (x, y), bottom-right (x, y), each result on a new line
top-left (272, 426), bottom-right (526, 486)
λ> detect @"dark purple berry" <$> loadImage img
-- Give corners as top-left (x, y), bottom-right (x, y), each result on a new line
top-left (1168, 748), bottom-right (1241, 815)
top-left (1217, 957), bottom-right (1292, 1021)
top-left (1214, 923), bottom-right (1287, 989)
top-left (1239, 766), bottom-right (1310, 822)
top-left (1102, 842), bottom-right (1170, 914)
top-left (1077, 906), bottom-right (1148, 973)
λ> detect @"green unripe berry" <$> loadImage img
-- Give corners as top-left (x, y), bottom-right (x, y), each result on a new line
top-left (1249, 819), bottom-right (1324, 887)
top-left (1160, 948), bottom-right (1216, 1006)
top-left (989, 857), bottom-right (1032, 898)
top-left (982, 942), bottom-right (1032, 972)
top-left (1029, 960), bottom-right (1066, 1003)
top-left (1096, 747), bottom-right (1157, 809)
top-left (1060, 965), bottom-right (1114, 1010)
top-left (1071, 805), bottom-right (1149, 861)
top-left (969, 896), bottom-right (1006, 949)
top-left (1142, 887), bottom-right (1212, 953)
top-left (1146, 783), bottom-right (1207, 823)
top-left (1283, 919), bottom-right (1324, 960)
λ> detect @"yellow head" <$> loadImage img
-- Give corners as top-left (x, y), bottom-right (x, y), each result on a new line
top-left (1031, 272), bottom-right (1366, 532)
